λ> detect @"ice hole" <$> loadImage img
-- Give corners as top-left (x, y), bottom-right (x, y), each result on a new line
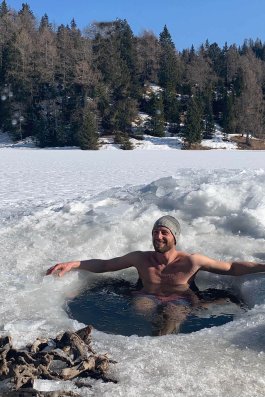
top-left (66, 277), bottom-right (247, 337)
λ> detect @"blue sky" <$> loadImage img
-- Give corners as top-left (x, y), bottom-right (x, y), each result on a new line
top-left (6, 0), bottom-right (265, 50)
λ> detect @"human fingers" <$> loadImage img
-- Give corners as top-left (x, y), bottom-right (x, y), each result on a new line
top-left (57, 263), bottom-right (72, 277)
top-left (46, 263), bottom-right (66, 276)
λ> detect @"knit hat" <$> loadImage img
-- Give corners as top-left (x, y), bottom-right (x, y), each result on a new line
top-left (152, 215), bottom-right (181, 243)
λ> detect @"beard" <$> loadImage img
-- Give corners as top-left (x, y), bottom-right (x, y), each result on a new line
top-left (153, 239), bottom-right (174, 253)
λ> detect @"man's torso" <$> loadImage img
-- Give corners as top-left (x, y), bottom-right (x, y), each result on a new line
top-left (135, 251), bottom-right (199, 296)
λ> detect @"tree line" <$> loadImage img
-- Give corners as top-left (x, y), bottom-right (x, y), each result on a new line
top-left (1, 1), bottom-right (265, 149)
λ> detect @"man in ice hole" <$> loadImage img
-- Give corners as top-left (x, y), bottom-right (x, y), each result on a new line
top-left (47, 215), bottom-right (265, 335)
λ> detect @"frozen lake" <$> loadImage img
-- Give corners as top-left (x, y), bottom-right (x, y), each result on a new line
top-left (1, 148), bottom-right (265, 396)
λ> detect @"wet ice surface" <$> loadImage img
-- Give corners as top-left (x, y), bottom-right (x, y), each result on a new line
top-left (1, 149), bottom-right (265, 396)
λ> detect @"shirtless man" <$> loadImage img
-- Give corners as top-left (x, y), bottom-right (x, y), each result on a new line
top-left (47, 215), bottom-right (265, 335)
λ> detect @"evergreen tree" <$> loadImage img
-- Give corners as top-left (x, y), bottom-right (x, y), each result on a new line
top-left (206, 42), bottom-right (224, 76)
top-left (78, 106), bottom-right (99, 150)
top-left (163, 90), bottom-right (180, 123)
top-left (150, 93), bottom-right (165, 137)
top-left (203, 90), bottom-right (215, 138)
top-left (120, 133), bottom-right (133, 150)
top-left (91, 19), bottom-right (139, 100)
top-left (222, 91), bottom-right (236, 135)
top-left (158, 25), bottom-right (179, 91)
top-left (158, 26), bottom-right (183, 129)
top-left (70, 18), bottom-right (77, 30)
top-left (184, 96), bottom-right (204, 145)
top-left (204, 112), bottom-right (215, 139)
top-left (114, 131), bottom-right (133, 149)
top-left (115, 19), bottom-right (139, 96)
top-left (34, 115), bottom-right (52, 148)
top-left (114, 97), bottom-right (138, 132)
top-left (39, 14), bottom-right (52, 32)
top-left (159, 25), bottom-right (175, 48)
top-left (34, 107), bottom-right (60, 148)
top-left (0, 0), bottom-right (8, 17)
top-left (189, 45), bottom-right (196, 60)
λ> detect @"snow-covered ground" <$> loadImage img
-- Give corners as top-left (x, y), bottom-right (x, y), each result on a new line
top-left (99, 128), bottom-right (237, 151)
top-left (0, 120), bottom-right (238, 151)
top-left (201, 125), bottom-right (238, 150)
top-left (0, 132), bottom-right (36, 148)
top-left (1, 147), bottom-right (265, 396)
top-left (99, 133), bottom-right (183, 150)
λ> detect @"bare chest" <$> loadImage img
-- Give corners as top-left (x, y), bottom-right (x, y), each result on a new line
top-left (140, 261), bottom-right (196, 286)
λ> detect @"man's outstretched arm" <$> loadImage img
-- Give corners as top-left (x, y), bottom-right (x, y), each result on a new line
top-left (192, 254), bottom-right (265, 276)
top-left (46, 251), bottom-right (141, 277)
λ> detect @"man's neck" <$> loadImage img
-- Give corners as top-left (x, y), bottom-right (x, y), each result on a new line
top-left (154, 247), bottom-right (178, 265)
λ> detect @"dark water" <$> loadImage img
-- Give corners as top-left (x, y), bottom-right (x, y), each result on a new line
top-left (66, 278), bottom-right (247, 337)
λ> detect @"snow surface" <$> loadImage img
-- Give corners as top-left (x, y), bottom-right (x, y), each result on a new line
top-left (1, 147), bottom-right (265, 396)
top-left (0, 121), bottom-right (238, 151)
top-left (99, 130), bottom-right (237, 151)
top-left (201, 129), bottom-right (238, 150)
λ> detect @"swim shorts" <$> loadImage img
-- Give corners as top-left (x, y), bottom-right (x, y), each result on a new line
top-left (132, 291), bottom-right (191, 306)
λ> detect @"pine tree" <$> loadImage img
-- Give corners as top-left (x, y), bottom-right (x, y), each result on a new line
top-left (150, 93), bottom-right (165, 137)
top-left (159, 25), bottom-right (175, 48)
top-left (158, 25), bottom-right (179, 92)
top-left (163, 90), bottom-right (180, 123)
top-left (158, 25), bottom-right (182, 131)
top-left (39, 14), bottom-right (52, 32)
top-left (203, 90), bottom-right (215, 139)
top-left (204, 112), bottom-right (215, 139)
top-left (70, 18), bottom-right (77, 30)
top-left (114, 131), bottom-right (133, 149)
top-left (206, 42), bottom-right (223, 76)
top-left (35, 115), bottom-right (52, 148)
top-left (184, 96), bottom-right (204, 146)
top-left (115, 19), bottom-right (139, 94)
top-left (0, 0), bottom-right (8, 17)
top-left (78, 107), bottom-right (99, 150)
top-left (120, 133), bottom-right (133, 150)
top-left (222, 91), bottom-right (236, 135)
top-left (113, 97), bottom-right (138, 132)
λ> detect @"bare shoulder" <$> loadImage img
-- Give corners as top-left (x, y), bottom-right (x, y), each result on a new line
top-left (120, 250), bottom-right (149, 267)
top-left (189, 253), bottom-right (212, 267)
top-left (189, 253), bottom-right (231, 273)
top-left (129, 250), bottom-right (156, 268)
top-left (177, 250), bottom-right (192, 259)
top-left (124, 250), bottom-right (149, 258)
top-left (176, 251), bottom-right (200, 268)
top-left (174, 250), bottom-right (194, 262)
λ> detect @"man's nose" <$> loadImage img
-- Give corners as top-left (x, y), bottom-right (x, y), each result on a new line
top-left (156, 231), bottom-right (163, 239)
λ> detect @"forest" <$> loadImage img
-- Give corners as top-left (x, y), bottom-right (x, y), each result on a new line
top-left (1, 1), bottom-right (265, 149)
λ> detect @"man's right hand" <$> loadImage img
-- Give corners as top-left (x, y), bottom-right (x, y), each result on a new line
top-left (46, 261), bottom-right (80, 277)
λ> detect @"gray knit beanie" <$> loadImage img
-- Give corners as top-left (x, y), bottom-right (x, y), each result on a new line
top-left (152, 215), bottom-right (181, 243)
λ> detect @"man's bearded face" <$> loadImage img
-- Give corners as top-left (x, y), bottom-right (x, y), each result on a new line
top-left (152, 226), bottom-right (175, 253)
